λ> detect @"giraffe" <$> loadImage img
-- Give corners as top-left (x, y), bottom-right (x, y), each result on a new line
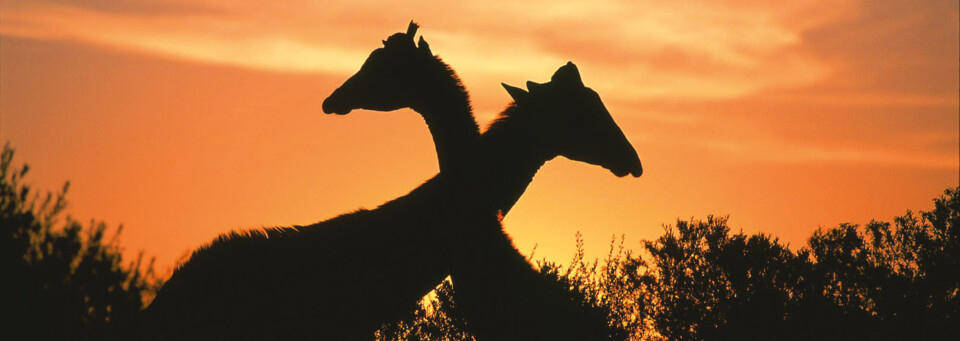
top-left (448, 65), bottom-right (638, 340)
top-left (323, 23), bottom-right (478, 176)
top-left (140, 23), bottom-right (640, 341)
top-left (139, 25), bottom-right (473, 340)
top-left (324, 23), bottom-right (640, 340)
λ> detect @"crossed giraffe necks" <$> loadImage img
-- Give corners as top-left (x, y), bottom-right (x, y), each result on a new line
top-left (409, 72), bottom-right (609, 339)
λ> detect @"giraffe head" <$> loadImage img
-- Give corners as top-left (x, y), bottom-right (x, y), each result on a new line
top-left (500, 62), bottom-right (642, 177)
top-left (323, 22), bottom-right (437, 115)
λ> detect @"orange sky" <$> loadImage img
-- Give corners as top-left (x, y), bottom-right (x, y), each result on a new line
top-left (2, 0), bottom-right (958, 274)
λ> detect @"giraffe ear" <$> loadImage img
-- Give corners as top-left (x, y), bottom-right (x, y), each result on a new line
top-left (526, 81), bottom-right (544, 92)
top-left (502, 83), bottom-right (528, 102)
top-left (418, 36), bottom-right (432, 56)
top-left (551, 61), bottom-right (584, 87)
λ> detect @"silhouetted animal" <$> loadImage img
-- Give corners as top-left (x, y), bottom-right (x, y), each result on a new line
top-left (323, 24), bottom-right (478, 177)
top-left (326, 23), bottom-right (640, 340)
top-left (140, 23), bottom-right (640, 341)
top-left (448, 64), bottom-right (638, 340)
top-left (139, 24), bottom-right (478, 341)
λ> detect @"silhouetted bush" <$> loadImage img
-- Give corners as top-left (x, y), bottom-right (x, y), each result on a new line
top-left (1, 144), bottom-right (162, 341)
top-left (796, 187), bottom-right (960, 340)
top-left (638, 216), bottom-right (804, 340)
top-left (5, 140), bottom-right (956, 340)
top-left (375, 279), bottom-right (474, 341)
top-left (378, 187), bottom-right (959, 341)
top-left (534, 233), bottom-right (650, 340)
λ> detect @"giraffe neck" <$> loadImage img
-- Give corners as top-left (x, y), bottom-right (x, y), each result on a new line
top-left (405, 63), bottom-right (552, 216)
top-left (412, 60), bottom-right (480, 174)
top-left (473, 104), bottom-right (556, 215)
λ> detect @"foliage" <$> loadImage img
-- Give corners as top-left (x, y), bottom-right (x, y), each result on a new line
top-left (5, 140), bottom-right (957, 340)
top-left (375, 279), bottom-right (475, 341)
top-left (639, 216), bottom-right (807, 340)
top-left (797, 187), bottom-right (960, 340)
top-left (1, 144), bottom-right (162, 340)
top-left (535, 233), bottom-right (652, 340)
top-left (378, 187), bottom-right (959, 340)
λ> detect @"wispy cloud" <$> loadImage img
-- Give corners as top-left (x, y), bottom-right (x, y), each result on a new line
top-left (0, 2), bottom-right (369, 74)
top-left (0, 0), bottom-right (850, 100)
top-left (2, 0), bottom-right (955, 170)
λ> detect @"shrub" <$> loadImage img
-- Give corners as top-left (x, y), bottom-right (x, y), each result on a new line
top-left (1, 144), bottom-right (162, 340)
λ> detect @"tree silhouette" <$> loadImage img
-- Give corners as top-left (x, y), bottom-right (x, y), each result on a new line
top-left (375, 279), bottom-right (474, 341)
top-left (4, 138), bottom-right (956, 340)
top-left (534, 233), bottom-right (649, 340)
top-left (1, 143), bottom-right (162, 341)
top-left (636, 216), bottom-right (804, 340)
top-left (798, 188), bottom-right (960, 340)
top-left (377, 187), bottom-right (959, 341)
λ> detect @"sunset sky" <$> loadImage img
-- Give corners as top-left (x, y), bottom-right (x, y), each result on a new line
top-left (2, 0), bottom-right (958, 274)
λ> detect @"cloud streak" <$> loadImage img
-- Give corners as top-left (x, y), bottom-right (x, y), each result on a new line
top-left (0, 0), bottom-right (849, 100)
top-left (2, 0), bottom-right (954, 171)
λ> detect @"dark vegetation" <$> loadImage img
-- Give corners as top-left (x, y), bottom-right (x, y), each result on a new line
top-left (1, 144), bottom-right (162, 340)
top-left (3, 142), bottom-right (957, 340)
top-left (376, 188), bottom-right (959, 341)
